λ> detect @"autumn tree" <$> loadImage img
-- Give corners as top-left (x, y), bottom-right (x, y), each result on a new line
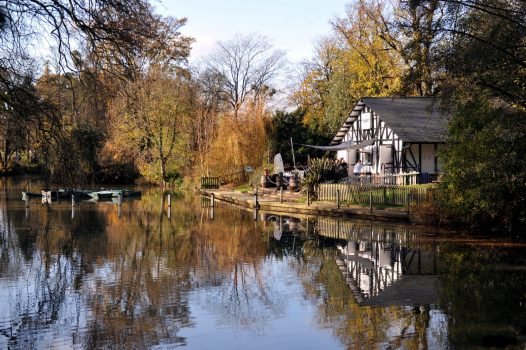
top-left (292, 38), bottom-right (348, 136)
top-left (191, 34), bottom-right (283, 178)
top-left (0, 0), bottom-right (193, 183)
top-left (293, 1), bottom-right (403, 137)
top-left (203, 100), bottom-right (271, 177)
top-left (110, 67), bottom-right (193, 185)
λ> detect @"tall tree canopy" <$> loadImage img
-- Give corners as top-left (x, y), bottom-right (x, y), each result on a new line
top-left (293, 0), bottom-right (404, 137)
top-left (0, 0), bottom-right (193, 183)
top-left (438, 0), bottom-right (526, 230)
top-left (204, 33), bottom-right (285, 119)
top-left (109, 67), bottom-right (194, 185)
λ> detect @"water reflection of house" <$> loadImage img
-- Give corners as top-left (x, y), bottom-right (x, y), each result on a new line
top-left (317, 218), bottom-right (440, 307)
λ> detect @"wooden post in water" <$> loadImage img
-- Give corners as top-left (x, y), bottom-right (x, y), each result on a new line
top-left (116, 193), bottom-right (122, 218)
top-left (167, 193), bottom-right (171, 218)
top-left (25, 195), bottom-right (29, 208)
top-left (211, 193), bottom-right (215, 207)
top-left (71, 194), bottom-right (75, 219)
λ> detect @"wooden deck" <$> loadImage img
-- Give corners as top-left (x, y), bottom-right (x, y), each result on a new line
top-left (200, 189), bottom-right (409, 222)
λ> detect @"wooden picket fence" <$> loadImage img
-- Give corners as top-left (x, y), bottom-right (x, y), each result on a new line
top-left (201, 177), bottom-right (222, 189)
top-left (317, 183), bottom-right (436, 207)
top-left (201, 169), bottom-right (249, 189)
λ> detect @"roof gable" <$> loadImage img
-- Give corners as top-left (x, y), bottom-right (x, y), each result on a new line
top-left (332, 97), bottom-right (449, 144)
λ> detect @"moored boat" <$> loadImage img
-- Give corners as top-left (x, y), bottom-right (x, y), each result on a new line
top-left (88, 189), bottom-right (141, 200)
top-left (22, 189), bottom-right (141, 202)
top-left (21, 191), bottom-right (41, 201)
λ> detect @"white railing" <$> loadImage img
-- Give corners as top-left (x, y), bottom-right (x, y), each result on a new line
top-left (344, 172), bottom-right (420, 185)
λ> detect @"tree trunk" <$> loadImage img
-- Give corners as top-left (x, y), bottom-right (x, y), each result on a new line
top-left (160, 157), bottom-right (167, 187)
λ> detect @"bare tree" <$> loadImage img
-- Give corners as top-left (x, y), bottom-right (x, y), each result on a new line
top-left (191, 66), bottom-right (227, 175)
top-left (205, 33), bottom-right (284, 119)
top-left (1, 0), bottom-right (193, 82)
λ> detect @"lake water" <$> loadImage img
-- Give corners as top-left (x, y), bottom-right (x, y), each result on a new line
top-left (1, 180), bottom-right (525, 349)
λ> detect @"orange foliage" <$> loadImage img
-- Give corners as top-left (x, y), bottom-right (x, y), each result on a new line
top-left (204, 102), bottom-right (270, 176)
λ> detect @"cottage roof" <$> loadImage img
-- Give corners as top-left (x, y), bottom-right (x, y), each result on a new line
top-left (331, 97), bottom-right (449, 145)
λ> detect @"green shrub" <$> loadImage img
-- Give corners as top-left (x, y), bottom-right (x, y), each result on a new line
top-left (301, 157), bottom-right (347, 199)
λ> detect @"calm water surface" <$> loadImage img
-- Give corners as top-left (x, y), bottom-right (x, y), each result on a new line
top-left (1, 180), bottom-right (525, 349)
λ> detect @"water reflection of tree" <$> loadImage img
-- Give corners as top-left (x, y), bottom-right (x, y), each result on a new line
top-left (0, 187), bottom-right (196, 348)
top-left (76, 194), bottom-right (286, 345)
top-left (0, 202), bottom-right (109, 348)
top-left (1, 189), bottom-right (313, 347)
top-left (0, 186), bottom-right (465, 348)
top-left (439, 244), bottom-right (526, 348)
top-left (78, 193), bottom-right (195, 348)
top-left (193, 207), bottom-right (286, 330)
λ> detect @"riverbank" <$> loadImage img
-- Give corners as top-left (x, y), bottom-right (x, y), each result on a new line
top-left (200, 188), bottom-right (410, 222)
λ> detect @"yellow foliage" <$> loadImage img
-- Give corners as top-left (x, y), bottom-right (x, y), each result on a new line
top-left (108, 67), bottom-right (193, 184)
top-left (292, 1), bottom-right (404, 135)
top-left (204, 102), bottom-right (270, 176)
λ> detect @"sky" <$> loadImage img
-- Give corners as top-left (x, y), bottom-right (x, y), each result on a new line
top-left (159, 0), bottom-right (349, 65)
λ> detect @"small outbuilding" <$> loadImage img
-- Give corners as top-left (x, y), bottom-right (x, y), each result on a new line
top-left (333, 97), bottom-right (449, 177)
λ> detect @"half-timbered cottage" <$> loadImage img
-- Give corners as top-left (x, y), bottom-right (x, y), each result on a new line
top-left (333, 97), bottom-right (449, 176)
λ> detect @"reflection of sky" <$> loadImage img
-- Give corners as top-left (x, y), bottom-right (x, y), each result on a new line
top-left (182, 257), bottom-right (341, 350)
